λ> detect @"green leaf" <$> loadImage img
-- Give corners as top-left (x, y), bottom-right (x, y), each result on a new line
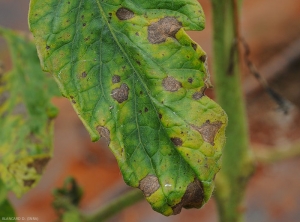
top-left (0, 200), bottom-right (15, 222)
top-left (62, 211), bottom-right (82, 222)
top-left (0, 27), bottom-right (59, 196)
top-left (29, 0), bottom-right (227, 215)
top-left (0, 180), bottom-right (16, 221)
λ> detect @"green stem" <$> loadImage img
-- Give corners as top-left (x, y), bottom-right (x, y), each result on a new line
top-left (85, 189), bottom-right (144, 222)
top-left (211, 0), bottom-right (254, 222)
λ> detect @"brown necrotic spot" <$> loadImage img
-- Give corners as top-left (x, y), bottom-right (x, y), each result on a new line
top-left (27, 157), bottom-right (50, 174)
top-left (171, 137), bottom-right (183, 147)
top-left (116, 7), bottom-right (134, 20)
top-left (162, 76), bottom-right (182, 92)
top-left (172, 179), bottom-right (204, 215)
top-left (192, 86), bottom-right (207, 100)
top-left (0, 91), bottom-right (9, 106)
top-left (96, 126), bottom-right (110, 145)
top-left (111, 83), bottom-right (129, 103)
top-left (191, 42), bottom-right (197, 51)
top-left (82, 71), bottom-right (87, 78)
top-left (12, 103), bottom-right (27, 117)
top-left (139, 175), bottom-right (160, 197)
top-left (188, 77), bottom-right (193, 84)
top-left (112, 75), bottom-right (121, 83)
top-left (199, 54), bottom-right (207, 63)
top-left (192, 120), bottom-right (222, 145)
top-left (23, 179), bottom-right (36, 187)
top-left (148, 17), bottom-right (182, 44)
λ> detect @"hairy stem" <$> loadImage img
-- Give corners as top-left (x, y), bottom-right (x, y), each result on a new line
top-left (85, 189), bottom-right (144, 222)
top-left (210, 0), bottom-right (254, 221)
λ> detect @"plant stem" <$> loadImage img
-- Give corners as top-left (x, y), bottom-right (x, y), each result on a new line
top-left (210, 0), bottom-right (254, 222)
top-left (85, 189), bottom-right (144, 222)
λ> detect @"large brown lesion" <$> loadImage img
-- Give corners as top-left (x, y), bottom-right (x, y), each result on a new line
top-left (139, 174), bottom-right (160, 197)
top-left (162, 76), bottom-right (182, 92)
top-left (148, 17), bottom-right (182, 44)
top-left (192, 120), bottom-right (222, 145)
top-left (111, 83), bottom-right (129, 103)
top-left (116, 8), bottom-right (134, 20)
top-left (172, 179), bottom-right (204, 215)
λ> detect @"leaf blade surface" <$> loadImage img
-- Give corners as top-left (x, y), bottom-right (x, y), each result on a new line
top-left (29, 0), bottom-right (227, 215)
top-left (0, 28), bottom-right (59, 196)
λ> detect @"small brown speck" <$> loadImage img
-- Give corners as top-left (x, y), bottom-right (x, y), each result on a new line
top-left (96, 126), bottom-right (111, 145)
top-left (112, 75), bottom-right (121, 83)
top-left (27, 157), bottom-right (50, 174)
top-left (23, 179), bottom-right (35, 187)
top-left (82, 72), bottom-right (87, 78)
top-left (192, 86), bottom-right (207, 100)
top-left (171, 137), bottom-right (183, 147)
top-left (199, 55), bottom-right (207, 63)
top-left (191, 43), bottom-right (197, 51)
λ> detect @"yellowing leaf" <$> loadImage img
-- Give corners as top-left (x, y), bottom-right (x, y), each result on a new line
top-left (0, 28), bottom-right (59, 196)
top-left (29, 0), bottom-right (227, 215)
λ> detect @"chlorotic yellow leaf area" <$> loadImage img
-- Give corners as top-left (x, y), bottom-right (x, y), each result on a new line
top-left (0, 28), bottom-right (59, 196)
top-left (29, 0), bottom-right (227, 215)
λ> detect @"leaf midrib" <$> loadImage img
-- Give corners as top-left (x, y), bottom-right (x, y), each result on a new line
top-left (95, 1), bottom-right (179, 201)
